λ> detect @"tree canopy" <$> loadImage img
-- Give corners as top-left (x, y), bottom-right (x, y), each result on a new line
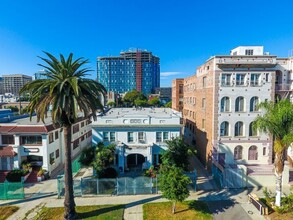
top-left (123, 90), bottom-right (147, 107)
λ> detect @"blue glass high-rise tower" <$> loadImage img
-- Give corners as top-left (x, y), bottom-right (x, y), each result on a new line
top-left (97, 49), bottom-right (160, 95)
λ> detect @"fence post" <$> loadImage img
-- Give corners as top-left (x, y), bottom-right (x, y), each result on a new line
top-left (156, 177), bottom-right (158, 194)
top-left (124, 178), bottom-right (126, 195)
top-left (116, 177), bottom-right (118, 195)
top-left (80, 178), bottom-right (83, 197)
top-left (133, 179), bottom-right (136, 195)
top-left (150, 178), bottom-right (152, 194)
top-left (97, 178), bottom-right (99, 195)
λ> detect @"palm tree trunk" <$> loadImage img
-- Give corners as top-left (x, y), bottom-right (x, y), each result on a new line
top-left (274, 147), bottom-right (285, 207)
top-left (63, 125), bottom-right (76, 219)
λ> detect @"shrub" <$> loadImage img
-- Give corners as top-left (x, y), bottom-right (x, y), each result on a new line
top-left (99, 167), bottom-right (118, 178)
top-left (79, 147), bottom-right (95, 166)
top-left (6, 169), bottom-right (28, 182)
top-left (144, 166), bottom-right (157, 178)
top-left (37, 168), bottom-right (45, 177)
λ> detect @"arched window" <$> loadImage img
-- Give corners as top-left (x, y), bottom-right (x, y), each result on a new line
top-left (220, 97), bottom-right (230, 112)
top-left (249, 122), bottom-right (258, 136)
top-left (250, 97), bottom-right (259, 112)
top-left (235, 97), bottom-right (245, 112)
top-left (248, 145), bottom-right (258, 160)
top-left (220, 121), bottom-right (229, 136)
top-left (235, 121), bottom-right (244, 136)
top-left (234, 145), bottom-right (243, 160)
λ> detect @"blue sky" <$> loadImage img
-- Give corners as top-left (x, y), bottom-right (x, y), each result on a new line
top-left (0, 0), bottom-right (293, 87)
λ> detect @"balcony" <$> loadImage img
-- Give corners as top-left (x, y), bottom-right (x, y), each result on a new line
top-left (275, 84), bottom-right (291, 91)
top-left (217, 57), bottom-right (277, 68)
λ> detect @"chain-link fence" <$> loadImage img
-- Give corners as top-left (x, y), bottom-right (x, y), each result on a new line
top-left (57, 176), bottom-right (158, 198)
top-left (0, 182), bottom-right (25, 200)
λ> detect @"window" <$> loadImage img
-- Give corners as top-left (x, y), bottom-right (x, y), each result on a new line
top-left (2, 135), bottom-right (14, 144)
top-left (250, 97), bottom-right (259, 112)
top-left (55, 131), bottom-right (59, 140)
top-left (110, 132), bottom-right (115, 142)
top-left (236, 74), bottom-right (246, 86)
top-left (128, 132), bottom-right (134, 142)
top-left (248, 145), bottom-right (258, 160)
top-left (50, 152), bottom-right (55, 165)
top-left (103, 132), bottom-right (109, 141)
top-left (234, 121), bottom-right (244, 136)
top-left (203, 77), bottom-right (207, 88)
top-left (263, 147), bottom-right (266, 156)
top-left (245, 49), bottom-right (253, 55)
top-left (202, 98), bottom-right (206, 109)
top-left (179, 84), bottom-right (183, 94)
top-left (163, 132), bottom-right (169, 141)
top-left (202, 119), bottom-right (206, 129)
top-left (49, 133), bottom-right (54, 144)
top-left (250, 74), bottom-right (260, 86)
top-left (235, 97), bottom-right (245, 112)
top-left (55, 149), bottom-right (60, 158)
top-left (221, 74), bottom-right (232, 86)
top-left (138, 132), bottom-right (145, 143)
top-left (234, 145), bottom-right (243, 160)
top-left (249, 122), bottom-right (258, 136)
top-left (73, 139), bottom-right (79, 149)
top-left (73, 124), bottom-right (79, 134)
top-left (265, 73), bottom-right (269, 82)
top-left (220, 97), bottom-right (230, 112)
top-left (156, 132), bottom-right (162, 142)
top-left (220, 121), bottom-right (229, 136)
top-left (81, 122), bottom-right (85, 127)
top-left (20, 136), bottom-right (42, 145)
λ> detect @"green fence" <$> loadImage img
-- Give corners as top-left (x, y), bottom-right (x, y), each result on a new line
top-left (0, 182), bottom-right (25, 200)
top-left (72, 156), bottom-right (82, 174)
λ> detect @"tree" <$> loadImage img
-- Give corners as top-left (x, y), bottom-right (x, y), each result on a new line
top-left (159, 165), bottom-right (191, 214)
top-left (162, 137), bottom-right (195, 171)
top-left (20, 52), bottom-right (106, 219)
top-left (148, 96), bottom-right (161, 107)
top-left (92, 143), bottom-right (116, 177)
top-left (123, 90), bottom-right (147, 106)
top-left (253, 99), bottom-right (293, 207)
top-left (107, 101), bottom-right (116, 107)
top-left (6, 106), bottom-right (19, 112)
top-left (134, 99), bottom-right (148, 107)
top-left (165, 101), bottom-right (172, 108)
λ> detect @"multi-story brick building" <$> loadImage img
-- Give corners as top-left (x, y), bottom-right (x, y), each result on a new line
top-left (171, 78), bottom-right (184, 112)
top-left (173, 46), bottom-right (293, 171)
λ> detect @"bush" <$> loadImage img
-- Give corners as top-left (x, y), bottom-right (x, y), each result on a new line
top-left (79, 147), bottom-right (95, 166)
top-left (37, 168), bottom-right (45, 177)
top-left (99, 167), bottom-right (118, 178)
top-left (6, 169), bottom-right (28, 182)
top-left (144, 165), bottom-right (157, 178)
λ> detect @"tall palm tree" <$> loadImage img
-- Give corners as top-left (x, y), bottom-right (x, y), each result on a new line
top-left (20, 52), bottom-right (106, 219)
top-left (253, 99), bottom-right (293, 206)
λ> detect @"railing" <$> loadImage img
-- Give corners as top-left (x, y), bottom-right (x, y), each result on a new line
top-left (275, 84), bottom-right (291, 91)
top-left (0, 181), bottom-right (25, 200)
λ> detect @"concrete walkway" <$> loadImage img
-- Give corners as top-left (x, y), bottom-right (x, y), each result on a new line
top-left (1, 166), bottom-right (292, 219)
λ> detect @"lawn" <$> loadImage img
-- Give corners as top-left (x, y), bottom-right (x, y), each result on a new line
top-left (0, 206), bottom-right (19, 220)
top-left (35, 205), bottom-right (124, 220)
top-left (143, 201), bottom-right (212, 220)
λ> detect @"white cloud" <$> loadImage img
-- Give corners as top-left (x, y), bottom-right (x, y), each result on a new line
top-left (160, 72), bottom-right (183, 77)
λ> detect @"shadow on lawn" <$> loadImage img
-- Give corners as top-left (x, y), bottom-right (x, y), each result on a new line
top-left (77, 204), bottom-right (125, 218)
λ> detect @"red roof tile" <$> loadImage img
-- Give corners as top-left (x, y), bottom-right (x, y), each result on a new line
top-left (0, 146), bottom-right (15, 157)
top-left (9, 126), bottom-right (47, 133)
top-left (0, 126), bottom-right (15, 132)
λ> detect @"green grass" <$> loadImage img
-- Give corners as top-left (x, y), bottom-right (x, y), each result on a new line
top-left (143, 200), bottom-right (212, 220)
top-left (35, 205), bottom-right (124, 220)
top-left (0, 206), bottom-right (19, 220)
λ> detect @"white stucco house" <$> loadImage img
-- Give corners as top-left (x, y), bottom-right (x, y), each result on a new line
top-left (91, 108), bottom-right (182, 172)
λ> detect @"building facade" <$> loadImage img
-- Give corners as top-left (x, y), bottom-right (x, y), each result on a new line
top-left (172, 78), bottom-right (184, 112)
top-left (2, 74), bottom-right (32, 95)
top-left (97, 49), bottom-right (160, 95)
top-left (172, 46), bottom-right (293, 170)
top-left (0, 116), bottom-right (92, 175)
top-left (91, 108), bottom-right (182, 172)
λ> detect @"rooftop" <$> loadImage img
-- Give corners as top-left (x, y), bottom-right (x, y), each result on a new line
top-left (100, 108), bottom-right (181, 119)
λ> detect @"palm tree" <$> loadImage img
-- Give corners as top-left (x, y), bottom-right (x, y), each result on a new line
top-left (20, 52), bottom-right (106, 219)
top-left (253, 99), bottom-right (293, 206)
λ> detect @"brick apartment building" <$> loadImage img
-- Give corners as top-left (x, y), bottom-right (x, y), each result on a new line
top-left (173, 46), bottom-right (293, 170)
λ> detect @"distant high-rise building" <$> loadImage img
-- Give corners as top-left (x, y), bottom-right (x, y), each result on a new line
top-left (0, 77), bottom-right (3, 95)
top-left (2, 74), bottom-right (32, 95)
top-left (97, 49), bottom-right (160, 94)
top-left (34, 70), bottom-right (48, 80)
